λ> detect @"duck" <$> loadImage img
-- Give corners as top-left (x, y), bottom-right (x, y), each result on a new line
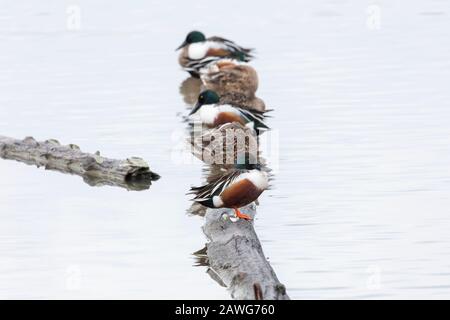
top-left (188, 122), bottom-right (260, 166)
top-left (219, 94), bottom-right (266, 113)
top-left (176, 31), bottom-right (253, 77)
top-left (199, 59), bottom-right (266, 112)
top-left (189, 90), bottom-right (270, 133)
top-left (189, 162), bottom-right (269, 220)
top-left (200, 59), bottom-right (258, 97)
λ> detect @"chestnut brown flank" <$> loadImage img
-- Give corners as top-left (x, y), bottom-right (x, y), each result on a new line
top-left (220, 179), bottom-right (263, 208)
top-left (206, 48), bottom-right (232, 57)
top-left (212, 112), bottom-right (245, 127)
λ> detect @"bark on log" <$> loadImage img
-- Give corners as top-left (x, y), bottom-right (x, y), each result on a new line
top-left (0, 135), bottom-right (159, 191)
top-left (201, 203), bottom-right (290, 300)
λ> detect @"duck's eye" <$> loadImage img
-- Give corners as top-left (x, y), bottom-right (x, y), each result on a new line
top-left (200, 96), bottom-right (203, 100)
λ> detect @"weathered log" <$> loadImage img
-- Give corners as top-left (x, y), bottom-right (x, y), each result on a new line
top-left (0, 135), bottom-right (159, 191)
top-left (200, 204), bottom-right (290, 300)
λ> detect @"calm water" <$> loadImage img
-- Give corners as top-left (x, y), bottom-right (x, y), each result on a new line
top-left (1, 0), bottom-right (450, 299)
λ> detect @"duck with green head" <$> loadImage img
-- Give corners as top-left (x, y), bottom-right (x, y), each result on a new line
top-left (176, 31), bottom-right (254, 77)
top-left (189, 154), bottom-right (268, 221)
top-left (189, 90), bottom-right (269, 134)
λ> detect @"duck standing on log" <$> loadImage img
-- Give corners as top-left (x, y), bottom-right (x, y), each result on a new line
top-left (176, 31), bottom-right (254, 77)
top-left (189, 162), bottom-right (269, 221)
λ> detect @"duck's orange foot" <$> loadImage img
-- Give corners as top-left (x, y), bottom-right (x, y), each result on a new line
top-left (234, 208), bottom-right (252, 221)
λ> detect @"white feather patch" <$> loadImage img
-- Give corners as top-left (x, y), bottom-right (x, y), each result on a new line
top-left (188, 41), bottom-right (226, 60)
top-left (233, 170), bottom-right (269, 190)
top-left (245, 122), bottom-right (255, 130)
top-left (199, 104), bottom-right (219, 125)
top-left (216, 104), bottom-right (241, 115)
top-left (213, 196), bottom-right (224, 207)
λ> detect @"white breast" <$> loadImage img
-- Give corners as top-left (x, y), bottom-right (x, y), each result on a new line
top-left (217, 104), bottom-right (241, 115)
top-left (199, 105), bottom-right (219, 125)
top-left (188, 41), bottom-right (227, 60)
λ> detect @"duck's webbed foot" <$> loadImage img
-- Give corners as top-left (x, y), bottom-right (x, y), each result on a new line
top-left (233, 208), bottom-right (252, 221)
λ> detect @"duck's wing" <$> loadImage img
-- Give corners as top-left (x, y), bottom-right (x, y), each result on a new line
top-left (207, 37), bottom-right (253, 62)
top-left (189, 169), bottom-right (242, 201)
top-left (184, 56), bottom-right (223, 73)
top-left (208, 36), bottom-right (254, 57)
top-left (236, 107), bottom-right (270, 131)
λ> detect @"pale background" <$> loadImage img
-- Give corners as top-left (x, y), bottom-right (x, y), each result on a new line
top-left (0, 0), bottom-right (450, 299)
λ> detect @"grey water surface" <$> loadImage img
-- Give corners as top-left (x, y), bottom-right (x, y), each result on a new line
top-left (1, 0), bottom-right (450, 299)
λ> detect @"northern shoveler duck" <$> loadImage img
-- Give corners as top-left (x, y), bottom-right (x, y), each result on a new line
top-left (189, 90), bottom-right (269, 133)
top-left (179, 74), bottom-right (266, 113)
top-left (189, 163), bottom-right (269, 220)
top-left (189, 122), bottom-right (260, 166)
top-left (200, 59), bottom-right (258, 97)
top-left (199, 59), bottom-right (266, 112)
top-left (176, 31), bottom-right (254, 77)
top-left (220, 94), bottom-right (266, 113)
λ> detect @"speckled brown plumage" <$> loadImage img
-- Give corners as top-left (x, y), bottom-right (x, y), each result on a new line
top-left (200, 61), bottom-right (266, 112)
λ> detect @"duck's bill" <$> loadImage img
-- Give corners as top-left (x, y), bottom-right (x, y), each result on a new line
top-left (175, 41), bottom-right (187, 51)
top-left (189, 102), bottom-right (202, 116)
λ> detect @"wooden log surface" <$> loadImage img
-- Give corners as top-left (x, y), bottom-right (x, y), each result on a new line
top-left (201, 204), bottom-right (290, 300)
top-left (0, 135), bottom-right (159, 191)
